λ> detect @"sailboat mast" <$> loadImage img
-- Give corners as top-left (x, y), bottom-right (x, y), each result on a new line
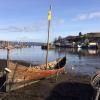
top-left (46, 6), bottom-right (52, 69)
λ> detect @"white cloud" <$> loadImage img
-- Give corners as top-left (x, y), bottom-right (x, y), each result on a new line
top-left (0, 21), bottom-right (47, 33)
top-left (74, 11), bottom-right (100, 21)
top-left (89, 12), bottom-right (100, 19)
top-left (55, 19), bottom-right (65, 25)
top-left (58, 19), bottom-right (65, 24)
top-left (76, 14), bottom-right (88, 20)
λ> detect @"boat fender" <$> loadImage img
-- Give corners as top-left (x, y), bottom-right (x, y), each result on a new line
top-left (4, 68), bottom-right (11, 73)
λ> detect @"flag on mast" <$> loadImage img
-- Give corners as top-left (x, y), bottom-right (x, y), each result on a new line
top-left (48, 6), bottom-right (52, 21)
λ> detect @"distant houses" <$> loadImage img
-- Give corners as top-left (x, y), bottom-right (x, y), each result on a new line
top-left (0, 41), bottom-right (47, 49)
top-left (86, 32), bottom-right (100, 43)
top-left (65, 32), bottom-right (100, 43)
top-left (54, 32), bottom-right (100, 49)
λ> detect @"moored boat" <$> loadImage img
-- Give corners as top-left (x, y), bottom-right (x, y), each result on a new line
top-left (0, 56), bottom-right (66, 92)
top-left (55, 43), bottom-right (73, 48)
top-left (0, 56), bottom-right (66, 91)
top-left (77, 45), bottom-right (82, 48)
top-left (88, 42), bottom-right (98, 49)
top-left (8, 56), bottom-right (66, 82)
top-left (41, 43), bottom-right (55, 50)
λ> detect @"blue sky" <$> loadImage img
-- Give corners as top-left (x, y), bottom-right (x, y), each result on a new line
top-left (0, 0), bottom-right (100, 42)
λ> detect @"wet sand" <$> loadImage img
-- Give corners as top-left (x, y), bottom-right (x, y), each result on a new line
top-left (0, 72), bottom-right (96, 100)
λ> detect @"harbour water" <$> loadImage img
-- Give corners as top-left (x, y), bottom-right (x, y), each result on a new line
top-left (0, 46), bottom-right (100, 76)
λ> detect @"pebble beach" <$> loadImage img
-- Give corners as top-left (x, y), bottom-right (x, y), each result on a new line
top-left (0, 72), bottom-right (96, 100)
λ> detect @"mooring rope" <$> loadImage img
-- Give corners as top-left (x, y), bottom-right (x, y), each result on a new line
top-left (0, 81), bottom-right (6, 91)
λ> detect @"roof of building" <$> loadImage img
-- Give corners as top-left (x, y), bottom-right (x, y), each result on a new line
top-left (87, 32), bottom-right (100, 38)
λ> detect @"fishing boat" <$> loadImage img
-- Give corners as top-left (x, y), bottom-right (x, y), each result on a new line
top-left (0, 6), bottom-right (66, 92)
top-left (41, 43), bottom-right (55, 50)
top-left (88, 42), bottom-right (98, 49)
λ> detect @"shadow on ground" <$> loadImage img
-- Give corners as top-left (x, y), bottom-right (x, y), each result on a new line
top-left (46, 82), bottom-right (95, 100)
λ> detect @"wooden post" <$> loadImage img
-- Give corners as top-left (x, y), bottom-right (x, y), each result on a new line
top-left (6, 42), bottom-right (10, 70)
top-left (6, 42), bottom-right (10, 92)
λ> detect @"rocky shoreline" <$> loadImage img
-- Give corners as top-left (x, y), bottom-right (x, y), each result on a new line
top-left (0, 72), bottom-right (96, 100)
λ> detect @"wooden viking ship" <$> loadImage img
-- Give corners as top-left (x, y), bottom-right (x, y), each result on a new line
top-left (0, 6), bottom-right (66, 92)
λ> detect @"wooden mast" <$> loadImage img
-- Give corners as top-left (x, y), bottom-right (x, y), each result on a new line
top-left (46, 6), bottom-right (52, 69)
